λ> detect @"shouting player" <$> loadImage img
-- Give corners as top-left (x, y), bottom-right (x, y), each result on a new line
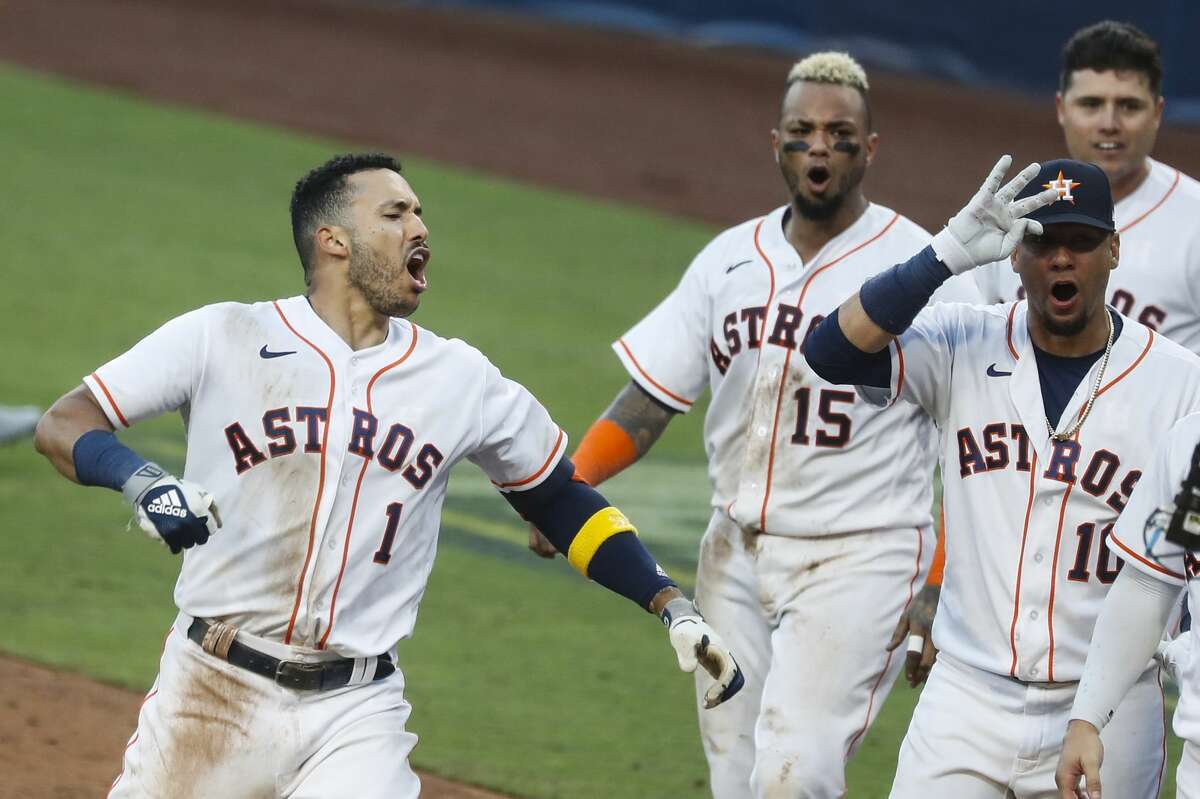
top-left (897, 19), bottom-right (1200, 687)
top-left (32, 153), bottom-right (743, 798)
top-left (529, 52), bottom-right (978, 797)
top-left (806, 155), bottom-right (1200, 796)
top-left (1056, 413), bottom-right (1200, 798)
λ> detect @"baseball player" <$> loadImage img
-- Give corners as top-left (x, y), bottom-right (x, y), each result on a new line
top-left (1056, 413), bottom-right (1200, 798)
top-left (528, 53), bottom-right (980, 798)
top-left (898, 19), bottom-right (1200, 687)
top-left (806, 154), bottom-right (1200, 796)
top-left (32, 153), bottom-right (743, 798)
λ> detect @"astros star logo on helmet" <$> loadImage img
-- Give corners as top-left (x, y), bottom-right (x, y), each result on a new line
top-left (1043, 169), bottom-right (1081, 204)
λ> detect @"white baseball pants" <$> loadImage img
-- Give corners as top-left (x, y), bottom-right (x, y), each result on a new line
top-left (693, 511), bottom-right (931, 799)
top-left (108, 614), bottom-right (419, 799)
top-left (889, 652), bottom-right (1165, 798)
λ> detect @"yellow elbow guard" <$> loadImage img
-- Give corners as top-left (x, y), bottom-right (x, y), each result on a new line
top-left (567, 506), bottom-right (637, 576)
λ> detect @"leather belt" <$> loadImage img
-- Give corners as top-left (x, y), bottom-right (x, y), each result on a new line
top-left (186, 618), bottom-right (394, 691)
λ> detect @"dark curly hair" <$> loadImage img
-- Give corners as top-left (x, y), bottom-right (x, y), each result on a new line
top-left (289, 153), bottom-right (403, 282)
top-left (1060, 21), bottom-right (1162, 97)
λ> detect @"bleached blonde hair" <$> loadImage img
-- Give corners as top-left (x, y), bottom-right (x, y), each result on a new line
top-left (786, 51), bottom-right (869, 92)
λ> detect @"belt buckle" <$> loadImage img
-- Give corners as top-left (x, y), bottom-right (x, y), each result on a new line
top-left (275, 660), bottom-right (325, 691)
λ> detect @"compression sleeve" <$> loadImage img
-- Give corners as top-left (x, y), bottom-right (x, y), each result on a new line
top-left (1070, 567), bottom-right (1180, 730)
top-left (859, 245), bottom-right (953, 335)
top-left (804, 308), bottom-right (891, 388)
top-left (72, 429), bottom-right (148, 491)
top-left (571, 418), bottom-right (639, 486)
top-left (503, 458), bottom-right (675, 609)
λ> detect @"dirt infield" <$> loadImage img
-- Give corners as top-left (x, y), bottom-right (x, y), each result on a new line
top-left (3, 1), bottom-right (1200, 797)
top-left (0, 655), bottom-right (511, 798)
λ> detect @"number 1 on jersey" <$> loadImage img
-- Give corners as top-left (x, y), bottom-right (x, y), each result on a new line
top-left (374, 502), bottom-right (404, 565)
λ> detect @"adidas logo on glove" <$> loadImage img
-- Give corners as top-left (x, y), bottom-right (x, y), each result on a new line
top-left (146, 489), bottom-right (188, 518)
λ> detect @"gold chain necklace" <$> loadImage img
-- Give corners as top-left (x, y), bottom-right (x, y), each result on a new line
top-left (1045, 310), bottom-right (1115, 441)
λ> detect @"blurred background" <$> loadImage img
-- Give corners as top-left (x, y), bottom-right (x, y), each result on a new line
top-left (1, 1), bottom-right (1196, 796)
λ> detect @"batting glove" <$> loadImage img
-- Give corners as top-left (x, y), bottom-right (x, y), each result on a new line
top-left (931, 154), bottom-right (1060, 275)
top-left (661, 597), bottom-right (745, 709)
top-left (121, 463), bottom-right (221, 554)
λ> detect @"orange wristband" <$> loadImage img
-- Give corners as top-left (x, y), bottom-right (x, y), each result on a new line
top-left (926, 511), bottom-right (946, 586)
top-left (571, 418), bottom-right (638, 487)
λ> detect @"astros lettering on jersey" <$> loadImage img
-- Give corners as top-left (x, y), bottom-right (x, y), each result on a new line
top-left (84, 296), bottom-right (566, 657)
top-left (872, 299), bottom-right (1200, 681)
top-left (974, 159), bottom-right (1200, 352)
top-left (616, 202), bottom-right (979, 536)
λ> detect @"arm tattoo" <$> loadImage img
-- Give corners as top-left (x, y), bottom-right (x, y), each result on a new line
top-left (603, 381), bottom-right (678, 456)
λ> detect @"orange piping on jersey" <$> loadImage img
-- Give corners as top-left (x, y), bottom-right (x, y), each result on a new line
top-left (615, 339), bottom-right (694, 408)
top-left (892, 338), bottom-right (907, 407)
top-left (318, 327), bottom-right (420, 650)
top-left (1108, 531), bottom-right (1185, 579)
top-left (1120, 168), bottom-right (1180, 234)
top-left (752, 216), bottom-right (778, 314)
top-left (1008, 450), bottom-right (1039, 677)
top-left (927, 510), bottom-right (945, 587)
top-left (1094, 330), bottom-right (1154, 401)
top-left (90, 372), bottom-right (130, 428)
top-left (1005, 304), bottom-right (1019, 361)
top-left (274, 301), bottom-right (337, 647)
top-left (758, 212), bottom-right (901, 532)
top-left (844, 525), bottom-right (924, 759)
top-left (493, 428), bottom-right (567, 489)
top-left (1044, 434), bottom-right (1079, 682)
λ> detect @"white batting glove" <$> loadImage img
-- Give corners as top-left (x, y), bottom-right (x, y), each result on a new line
top-left (660, 597), bottom-right (745, 708)
top-left (121, 463), bottom-right (221, 554)
top-left (931, 155), bottom-right (1060, 275)
top-left (1156, 630), bottom-right (1191, 683)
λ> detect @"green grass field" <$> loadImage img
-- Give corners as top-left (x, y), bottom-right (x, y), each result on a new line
top-left (0, 64), bottom-right (1179, 797)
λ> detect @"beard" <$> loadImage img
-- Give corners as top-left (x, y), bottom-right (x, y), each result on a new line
top-left (348, 235), bottom-right (418, 318)
top-left (782, 158), bottom-right (867, 222)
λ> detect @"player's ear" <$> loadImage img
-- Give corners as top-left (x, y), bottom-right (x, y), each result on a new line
top-left (770, 129), bottom-right (780, 164)
top-left (1055, 91), bottom-right (1065, 127)
top-left (864, 131), bottom-right (879, 166)
top-left (1110, 232), bottom-right (1120, 270)
top-left (315, 225), bottom-right (350, 260)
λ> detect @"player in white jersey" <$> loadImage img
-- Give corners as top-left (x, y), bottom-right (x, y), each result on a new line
top-left (973, 21), bottom-right (1200, 349)
top-left (898, 18), bottom-right (1200, 690)
top-left (806, 154), bottom-right (1200, 797)
top-left (526, 53), bottom-right (979, 798)
top-left (32, 153), bottom-right (743, 798)
top-left (1057, 414), bottom-right (1200, 798)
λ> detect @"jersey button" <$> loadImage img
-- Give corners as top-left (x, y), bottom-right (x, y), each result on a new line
top-left (1029, 610), bottom-right (1039, 620)
top-left (1033, 553), bottom-right (1044, 563)
top-left (769, 368), bottom-right (780, 379)
top-left (1029, 666), bottom-right (1039, 677)
top-left (1043, 497), bottom-right (1054, 507)
top-left (757, 426), bottom-right (768, 437)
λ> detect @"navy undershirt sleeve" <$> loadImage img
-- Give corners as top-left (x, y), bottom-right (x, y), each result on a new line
top-left (501, 458), bottom-right (675, 608)
top-left (805, 308), bottom-right (892, 388)
top-left (858, 245), bottom-right (952, 335)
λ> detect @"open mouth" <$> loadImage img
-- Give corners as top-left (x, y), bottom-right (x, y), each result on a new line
top-left (806, 164), bottom-right (832, 193)
top-left (1049, 280), bottom-right (1079, 310)
top-left (406, 246), bottom-right (430, 291)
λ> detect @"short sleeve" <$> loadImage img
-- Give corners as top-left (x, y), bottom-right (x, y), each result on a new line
top-left (83, 307), bottom-right (210, 428)
top-left (1108, 415), bottom-right (1200, 585)
top-left (468, 359), bottom-right (567, 492)
top-left (612, 246), bottom-right (716, 412)
top-left (861, 303), bottom-right (960, 426)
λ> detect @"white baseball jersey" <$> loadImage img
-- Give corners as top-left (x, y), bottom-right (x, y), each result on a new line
top-left (84, 295), bottom-right (566, 657)
top-left (1111, 411), bottom-right (1200, 742)
top-left (615, 203), bottom-right (980, 536)
top-left (974, 158), bottom-right (1200, 352)
top-left (874, 300), bottom-right (1200, 681)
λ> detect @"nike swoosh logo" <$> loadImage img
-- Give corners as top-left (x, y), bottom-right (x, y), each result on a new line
top-left (726, 259), bottom-right (752, 274)
top-left (986, 363), bottom-right (1012, 377)
top-left (260, 345), bottom-right (297, 359)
